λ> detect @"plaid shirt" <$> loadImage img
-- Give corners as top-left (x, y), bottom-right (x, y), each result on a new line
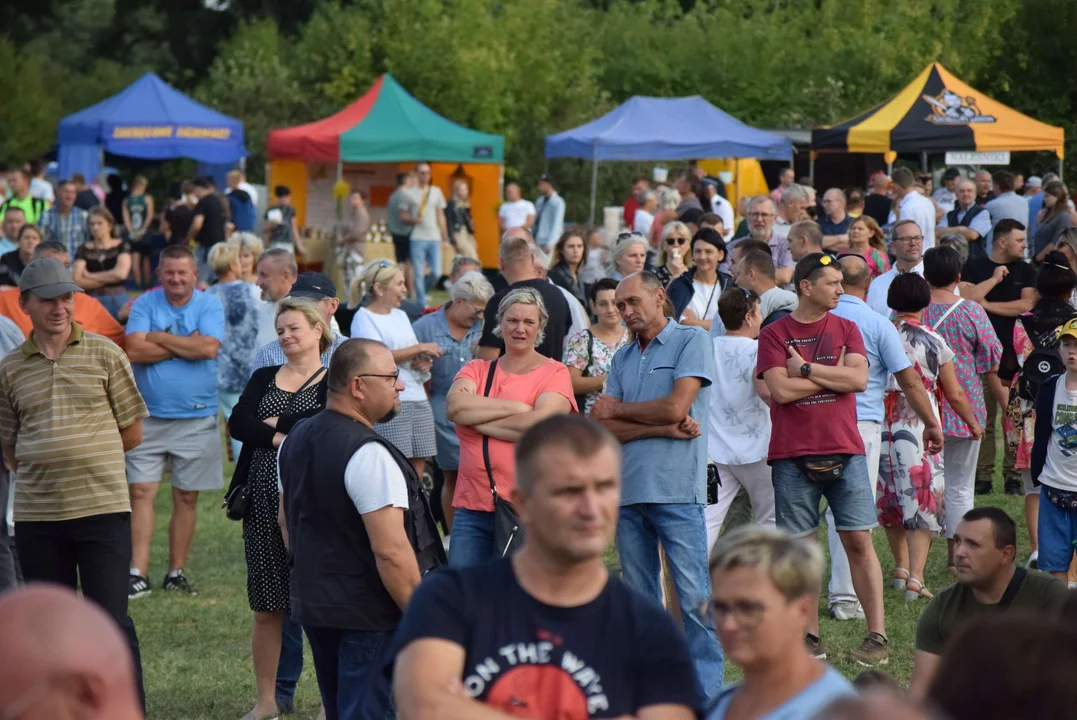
top-left (40, 207), bottom-right (89, 257)
top-left (252, 331), bottom-right (346, 371)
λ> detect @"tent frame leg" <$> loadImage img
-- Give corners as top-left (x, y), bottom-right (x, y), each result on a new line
top-left (589, 154), bottom-right (599, 226)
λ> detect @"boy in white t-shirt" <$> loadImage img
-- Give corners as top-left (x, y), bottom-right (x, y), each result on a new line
top-left (1031, 319), bottom-right (1077, 583)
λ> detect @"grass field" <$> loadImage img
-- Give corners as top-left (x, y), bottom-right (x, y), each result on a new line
top-left (131, 428), bottom-right (1030, 719)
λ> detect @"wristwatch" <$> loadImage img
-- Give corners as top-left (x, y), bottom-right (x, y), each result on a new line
top-left (800, 362), bottom-right (812, 378)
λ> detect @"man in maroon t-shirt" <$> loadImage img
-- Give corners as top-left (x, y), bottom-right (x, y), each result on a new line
top-left (757, 252), bottom-right (889, 668)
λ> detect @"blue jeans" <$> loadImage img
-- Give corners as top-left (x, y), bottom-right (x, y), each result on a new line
top-left (411, 239), bottom-right (441, 308)
top-left (303, 625), bottom-right (394, 720)
top-left (275, 614), bottom-right (304, 704)
top-left (616, 503), bottom-right (724, 701)
top-left (1037, 489), bottom-right (1077, 572)
top-left (771, 455), bottom-right (876, 537)
top-left (219, 392), bottom-right (242, 461)
top-left (94, 292), bottom-right (128, 320)
top-left (448, 508), bottom-right (495, 567)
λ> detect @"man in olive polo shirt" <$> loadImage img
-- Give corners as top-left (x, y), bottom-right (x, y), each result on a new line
top-left (0, 258), bottom-right (149, 704)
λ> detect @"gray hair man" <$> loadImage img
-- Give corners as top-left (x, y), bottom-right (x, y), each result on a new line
top-left (939, 179), bottom-right (990, 247)
top-left (726, 196), bottom-right (794, 286)
top-left (819, 188), bottom-right (852, 250)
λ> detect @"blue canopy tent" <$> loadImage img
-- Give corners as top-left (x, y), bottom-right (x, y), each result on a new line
top-left (545, 95), bottom-right (793, 221)
top-left (57, 73), bottom-right (246, 182)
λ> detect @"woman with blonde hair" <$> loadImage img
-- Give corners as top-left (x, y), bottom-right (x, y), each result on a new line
top-left (447, 287), bottom-right (576, 565)
top-left (848, 215), bottom-right (891, 278)
top-left (607, 232), bottom-right (648, 281)
top-left (229, 231), bottom-right (265, 284)
top-left (350, 260), bottom-right (442, 477)
top-left (229, 298), bottom-right (331, 720)
top-left (654, 221), bottom-right (691, 287)
top-left (446, 179), bottom-right (478, 260)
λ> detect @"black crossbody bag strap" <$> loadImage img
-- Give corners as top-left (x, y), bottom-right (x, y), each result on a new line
top-left (482, 358), bottom-right (499, 496)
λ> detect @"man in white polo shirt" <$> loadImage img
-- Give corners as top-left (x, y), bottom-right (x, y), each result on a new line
top-left (866, 219), bottom-right (924, 316)
top-left (891, 167), bottom-right (936, 251)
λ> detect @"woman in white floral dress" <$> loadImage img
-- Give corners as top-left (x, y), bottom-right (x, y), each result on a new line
top-left (564, 278), bottom-right (630, 414)
top-left (878, 274), bottom-right (978, 603)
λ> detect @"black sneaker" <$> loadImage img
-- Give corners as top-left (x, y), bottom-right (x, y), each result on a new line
top-left (975, 480), bottom-right (993, 496)
top-left (129, 574), bottom-right (151, 600)
top-left (804, 633), bottom-right (826, 660)
top-left (275, 697), bottom-right (296, 716)
top-left (162, 570), bottom-right (199, 596)
top-left (1004, 479), bottom-right (1023, 496)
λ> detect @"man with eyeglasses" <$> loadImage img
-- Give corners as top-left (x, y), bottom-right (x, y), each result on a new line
top-left (278, 338), bottom-right (445, 720)
top-left (725, 196), bottom-right (794, 286)
top-left (866, 219), bottom-right (926, 316)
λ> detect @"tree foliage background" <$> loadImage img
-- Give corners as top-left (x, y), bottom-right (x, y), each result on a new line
top-left (3, 0), bottom-right (1074, 219)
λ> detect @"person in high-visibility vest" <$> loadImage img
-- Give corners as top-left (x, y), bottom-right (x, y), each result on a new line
top-left (0, 168), bottom-right (48, 225)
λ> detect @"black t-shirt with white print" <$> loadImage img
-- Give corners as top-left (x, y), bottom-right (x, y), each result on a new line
top-left (390, 558), bottom-right (703, 718)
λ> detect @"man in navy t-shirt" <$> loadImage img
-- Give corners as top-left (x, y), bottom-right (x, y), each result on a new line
top-left (391, 415), bottom-right (703, 719)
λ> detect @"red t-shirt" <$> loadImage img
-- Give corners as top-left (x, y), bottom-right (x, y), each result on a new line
top-left (756, 313), bottom-right (867, 461)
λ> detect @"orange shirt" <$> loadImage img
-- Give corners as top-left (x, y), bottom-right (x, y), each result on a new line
top-left (0, 289), bottom-right (126, 349)
top-left (452, 357), bottom-right (577, 512)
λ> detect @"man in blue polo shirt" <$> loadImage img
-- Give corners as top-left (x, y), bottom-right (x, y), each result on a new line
top-left (828, 254), bottom-right (944, 620)
top-left (591, 270), bottom-right (724, 701)
top-left (124, 245), bottom-right (225, 600)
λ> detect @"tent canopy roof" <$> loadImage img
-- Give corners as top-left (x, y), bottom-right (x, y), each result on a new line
top-left (57, 72), bottom-right (245, 163)
top-left (812, 63), bottom-right (1064, 158)
top-left (267, 74), bottom-right (503, 164)
top-left (544, 95), bottom-right (793, 161)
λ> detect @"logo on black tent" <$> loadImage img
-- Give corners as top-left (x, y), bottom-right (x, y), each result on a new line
top-left (922, 89), bottom-right (996, 125)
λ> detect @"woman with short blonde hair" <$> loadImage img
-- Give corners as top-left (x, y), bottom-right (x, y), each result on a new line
top-left (654, 221), bottom-right (691, 287)
top-left (446, 285), bottom-right (577, 566)
top-left (229, 231), bottom-right (265, 284)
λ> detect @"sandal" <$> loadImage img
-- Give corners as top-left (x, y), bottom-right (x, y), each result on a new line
top-left (905, 577), bottom-right (934, 603)
top-left (891, 567), bottom-right (910, 591)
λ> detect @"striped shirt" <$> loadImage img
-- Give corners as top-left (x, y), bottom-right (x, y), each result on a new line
top-left (0, 323), bottom-right (148, 522)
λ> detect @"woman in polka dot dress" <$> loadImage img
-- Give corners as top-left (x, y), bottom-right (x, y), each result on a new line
top-left (229, 298), bottom-right (332, 720)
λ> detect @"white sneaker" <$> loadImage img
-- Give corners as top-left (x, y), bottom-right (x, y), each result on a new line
top-left (829, 600), bottom-right (865, 621)
top-left (1027, 550), bottom-right (1039, 570)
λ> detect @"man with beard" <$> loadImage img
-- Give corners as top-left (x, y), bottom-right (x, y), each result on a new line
top-left (279, 339), bottom-right (445, 720)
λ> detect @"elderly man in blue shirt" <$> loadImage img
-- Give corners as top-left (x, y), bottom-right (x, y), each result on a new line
top-left (827, 254), bottom-right (944, 620)
top-left (412, 270), bottom-right (494, 535)
top-left (591, 270), bottom-right (724, 701)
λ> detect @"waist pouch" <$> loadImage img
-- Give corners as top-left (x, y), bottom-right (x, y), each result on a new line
top-left (794, 454), bottom-right (849, 484)
top-left (1044, 485), bottom-right (1077, 511)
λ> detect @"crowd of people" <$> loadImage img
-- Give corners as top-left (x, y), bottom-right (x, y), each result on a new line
top-left (3, 158), bottom-right (1077, 720)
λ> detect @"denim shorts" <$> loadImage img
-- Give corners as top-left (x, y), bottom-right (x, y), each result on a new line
top-left (1037, 487), bottom-right (1077, 572)
top-left (771, 454), bottom-right (877, 537)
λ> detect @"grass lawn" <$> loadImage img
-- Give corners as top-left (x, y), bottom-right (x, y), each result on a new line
top-left (131, 423), bottom-right (1030, 718)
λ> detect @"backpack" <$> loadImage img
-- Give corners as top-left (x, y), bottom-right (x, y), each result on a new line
top-left (1018, 318), bottom-right (1071, 402)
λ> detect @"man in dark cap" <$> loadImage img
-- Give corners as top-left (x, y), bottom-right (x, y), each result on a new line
top-left (253, 271), bottom-right (346, 370)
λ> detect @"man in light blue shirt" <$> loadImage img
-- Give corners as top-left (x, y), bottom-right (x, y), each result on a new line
top-left (533, 174), bottom-right (565, 251)
top-left (591, 270), bottom-right (724, 700)
top-left (1027, 173), bottom-right (1052, 238)
top-left (827, 255), bottom-right (943, 619)
top-left (124, 246), bottom-right (226, 598)
top-left (984, 171), bottom-right (1029, 255)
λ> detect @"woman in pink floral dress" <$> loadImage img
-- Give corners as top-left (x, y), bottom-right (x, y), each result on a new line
top-left (877, 274), bottom-right (979, 603)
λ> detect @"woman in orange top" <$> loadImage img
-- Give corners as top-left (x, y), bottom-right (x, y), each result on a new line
top-left (446, 287), bottom-right (577, 566)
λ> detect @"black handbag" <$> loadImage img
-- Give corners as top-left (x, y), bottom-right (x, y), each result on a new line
top-left (482, 358), bottom-right (525, 557)
top-left (223, 368), bottom-right (325, 521)
top-left (794, 454), bottom-right (849, 484)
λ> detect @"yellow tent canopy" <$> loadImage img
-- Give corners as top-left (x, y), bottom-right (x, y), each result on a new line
top-left (812, 63), bottom-right (1064, 160)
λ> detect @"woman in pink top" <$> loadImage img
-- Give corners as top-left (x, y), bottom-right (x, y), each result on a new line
top-left (446, 287), bottom-right (577, 566)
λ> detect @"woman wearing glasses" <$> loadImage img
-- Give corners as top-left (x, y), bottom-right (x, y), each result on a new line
top-left (705, 526), bottom-right (853, 719)
top-left (351, 261), bottom-right (443, 480)
top-left (666, 228), bottom-right (732, 332)
top-left (412, 271), bottom-right (496, 535)
top-left (446, 288), bottom-right (577, 566)
top-left (229, 298), bottom-right (331, 720)
top-left (547, 229), bottom-right (588, 307)
top-left (606, 232), bottom-right (649, 281)
top-left (654, 221), bottom-right (691, 287)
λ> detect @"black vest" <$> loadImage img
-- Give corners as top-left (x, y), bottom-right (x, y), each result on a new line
top-left (279, 410), bottom-right (445, 630)
top-left (947, 203), bottom-right (986, 229)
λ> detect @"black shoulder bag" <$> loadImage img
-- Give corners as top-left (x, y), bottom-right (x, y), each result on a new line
top-left (224, 368), bottom-right (325, 521)
top-left (574, 330), bottom-right (594, 411)
top-left (482, 358), bottom-right (526, 557)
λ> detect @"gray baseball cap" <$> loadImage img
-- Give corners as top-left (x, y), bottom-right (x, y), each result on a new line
top-left (19, 258), bottom-right (83, 298)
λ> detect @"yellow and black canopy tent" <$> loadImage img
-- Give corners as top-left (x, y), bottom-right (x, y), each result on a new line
top-left (812, 63), bottom-right (1064, 170)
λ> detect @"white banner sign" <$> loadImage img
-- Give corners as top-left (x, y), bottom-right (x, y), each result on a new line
top-left (945, 151), bottom-right (1011, 165)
